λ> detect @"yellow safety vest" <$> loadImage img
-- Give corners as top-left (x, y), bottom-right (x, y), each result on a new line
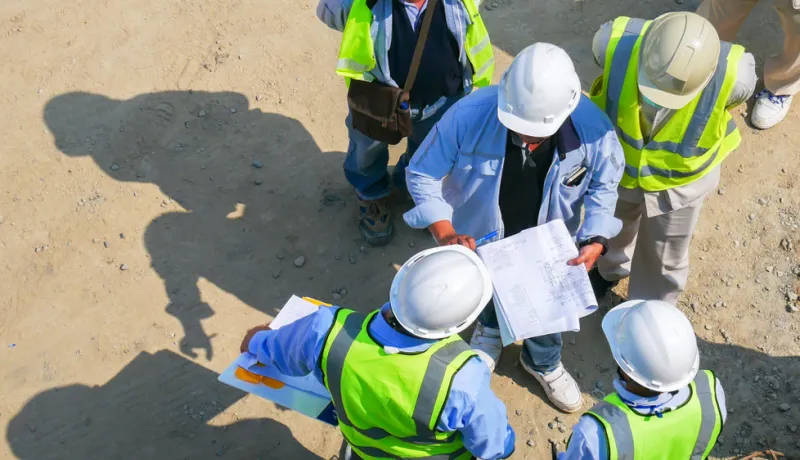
top-left (336, 0), bottom-right (495, 88)
top-left (320, 309), bottom-right (476, 460)
top-left (589, 17), bottom-right (745, 191)
top-left (581, 370), bottom-right (724, 460)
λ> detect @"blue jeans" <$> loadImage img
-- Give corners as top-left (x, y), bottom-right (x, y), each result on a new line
top-left (343, 93), bottom-right (464, 200)
top-left (478, 300), bottom-right (562, 373)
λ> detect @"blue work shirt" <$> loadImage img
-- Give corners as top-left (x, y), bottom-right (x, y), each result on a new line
top-left (403, 86), bottom-right (625, 244)
top-left (248, 304), bottom-right (516, 460)
top-left (559, 378), bottom-right (727, 459)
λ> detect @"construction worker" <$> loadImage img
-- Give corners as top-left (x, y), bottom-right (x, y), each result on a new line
top-left (697, 0), bottom-right (799, 129)
top-left (403, 43), bottom-right (625, 413)
top-left (560, 300), bottom-right (727, 459)
top-left (588, 13), bottom-right (757, 304)
top-left (316, 0), bottom-right (494, 246)
top-left (240, 245), bottom-right (516, 460)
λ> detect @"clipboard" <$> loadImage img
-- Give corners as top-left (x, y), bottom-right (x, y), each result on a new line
top-left (218, 296), bottom-right (338, 426)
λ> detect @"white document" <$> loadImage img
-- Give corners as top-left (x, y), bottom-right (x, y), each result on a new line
top-left (269, 295), bottom-right (321, 329)
top-left (477, 220), bottom-right (598, 345)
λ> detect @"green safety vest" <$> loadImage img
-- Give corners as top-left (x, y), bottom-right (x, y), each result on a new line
top-left (581, 370), bottom-right (724, 460)
top-left (320, 309), bottom-right (477, 460)
top-left (589, 16), bottom-right (745, 192)
top-left (336, 0), bottom-right (495, 88)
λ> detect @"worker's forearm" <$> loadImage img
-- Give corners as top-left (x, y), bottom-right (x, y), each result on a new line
top-left (428, 220), bottom-right (457, 243)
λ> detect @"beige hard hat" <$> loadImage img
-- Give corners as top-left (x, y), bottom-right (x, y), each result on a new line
top-left (638, 12), bottom-right (721, 110)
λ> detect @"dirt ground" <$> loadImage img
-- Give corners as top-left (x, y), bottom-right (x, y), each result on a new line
top-left (0, 0), bottom-right (798, 458)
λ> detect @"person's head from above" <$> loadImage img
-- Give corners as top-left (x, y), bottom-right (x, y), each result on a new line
top-left (602, 299), bottom-right (700, 397)
top-left (638, 12), bottom-right (721, 111)
top-left (497, 42), bottom-right (581, 150)
top-left (388, 245), bottom-right (493, 340)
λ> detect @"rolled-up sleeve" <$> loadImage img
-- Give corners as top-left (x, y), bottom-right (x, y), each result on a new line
top-left (316, 0), bottom-right (353, 32)
top-left (437, 360), bottom-right (516, 459)
top-left (403, 107), bottom-right (463, 229)
top-left (577, 130), bottom-right (624, 242)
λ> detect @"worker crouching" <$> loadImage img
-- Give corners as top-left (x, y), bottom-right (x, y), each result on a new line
top-left (240, 245), bottom-right (516, 460)
top-left (560, 300), bottom-right (726, 459)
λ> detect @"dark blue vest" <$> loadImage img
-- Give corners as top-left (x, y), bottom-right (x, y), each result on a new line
top-left (388, 0), bottom-right (464, 107)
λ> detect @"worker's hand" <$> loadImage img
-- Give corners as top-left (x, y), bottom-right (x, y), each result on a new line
top-left (567, 243), bottom-right (604, 271)
top-left (428, 220), bottom-right (477, 251)
top-left (437, 233), bottom-right (477, 251)
top-left (240, 323), bottom-right (272, 353)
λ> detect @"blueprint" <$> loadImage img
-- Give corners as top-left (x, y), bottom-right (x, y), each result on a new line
top-left (477, 220), bottom-right (598, 346)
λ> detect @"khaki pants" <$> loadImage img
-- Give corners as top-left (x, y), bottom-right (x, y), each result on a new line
top-left (598, 198), bottom-right (705, 305)
top-left (697, 0), bottom-right (800, 95)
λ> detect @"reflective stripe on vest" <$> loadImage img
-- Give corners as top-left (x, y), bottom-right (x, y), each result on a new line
top-left (336, 0), bottom-right (494, 87)
top-left (584, 370), bottom-right (723, 460)
top-left (321, 309), bottom-right (476, 460)
top-left (589, 16), bottom-right (745, 191)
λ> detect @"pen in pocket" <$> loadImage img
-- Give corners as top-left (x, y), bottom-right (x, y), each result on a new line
top-left (564, 166), bottom-right (587, 186)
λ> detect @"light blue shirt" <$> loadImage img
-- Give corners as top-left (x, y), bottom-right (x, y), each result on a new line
top-left (559, 378), bottom-right (727, 459)
top-left (403, 86), bottom-right (625, 243)
top-left (248, 304), bottom-right (516, 460)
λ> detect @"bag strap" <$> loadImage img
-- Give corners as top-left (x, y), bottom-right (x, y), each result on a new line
top-left (403, 0), bottom-right (440, 94)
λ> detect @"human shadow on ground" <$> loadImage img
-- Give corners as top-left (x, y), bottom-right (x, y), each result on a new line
top-left (496, 310), bottom-right (800, 458)
top-left (44, 91), bottom-right (421, 361)
top-left (6, 349), bottom-right (328, 460)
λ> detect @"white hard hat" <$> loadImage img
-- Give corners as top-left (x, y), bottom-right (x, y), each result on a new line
top-left (390, 245), bottom-right (493, 339)
top-left (602, 300), bottom-right (699, 393)
top-left (638, 12), bottom-right (721, 110)
top-left (497, 43), bottom-right (581, 138)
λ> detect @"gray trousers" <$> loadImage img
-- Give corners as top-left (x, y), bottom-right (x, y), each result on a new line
top-left (598, 197), bottom-right (705, 304)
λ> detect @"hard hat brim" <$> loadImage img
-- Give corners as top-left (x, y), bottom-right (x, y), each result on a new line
top-left (602, 300), bottom-right (699, 393)
top-left (637, 66), bottom-right (702, 111)
top-left (497, 106), bottom-right (565, 138)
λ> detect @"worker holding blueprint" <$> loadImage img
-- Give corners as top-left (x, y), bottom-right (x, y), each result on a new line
top-left (239, 246), bottom-right (516, 460)
top-left (403, 44), bottom-right (625, 414)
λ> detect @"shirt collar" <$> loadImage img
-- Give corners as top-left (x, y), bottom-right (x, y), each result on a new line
top-left (613, 379), bottom-right (676, 415)
top-left (368, 303), bottom-right (437, 353)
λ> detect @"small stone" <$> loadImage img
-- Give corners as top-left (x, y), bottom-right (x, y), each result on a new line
top-left (255, 94), bottom-right (263, 101)
top-left (120, 264), bottom-right (129, 271)
top-left (595, 381), bottom-right (605, 390)
top-left (705, 324), bottom-right (712, 330)
top-left (294, 256), bottom-right (306, 267)
top-left (749, 213), bottom-right (756, 220)
top-left (110, 163), bottom-right (120, 171)
top-left (555, 416), bottom-right (563, 424)
top-left (276, 253), bottom-right (284, 260)
top-left (119, 233), bottom-right (125, 239)
top-left (103, 241), bottom-right (109, 248)
top-left (569, 338), bottom-right (576, 345)
top-left (526, 440), bottom-right (534, 447)
top-left (766, 266), bottom-right (774, 273)
top-left (332, 293), bottom-right (342, 301)
top-left (198, 110), bottom-right (206, 117)
top-left (230, 108), bottom-right (237, 113)
top-left (558, 426), bottom-right (566, 433)
top-left (515, 409), bottom-right (522, 416)
top-left (789, 305), bottom-right (799, 313)
top-left (717, 188), bottom-right (725, 195)
top-left (548, 421), bottom-right (556, 430)
top-left (253, 179), bottom-right (263, 185)
top-left (408, 241), bottom-right (416, 248)
top-left (577, 371), bottom-right (585, 379)
top-left (349, 254), bottom-right (357, 264)
top-left (787, 292), bottom-right (798, 302)
top-left (789, 425), bottom-right (798, 433)
top-left (779, 403), bottom-right (791, 412)
top-left (252, 161), bottom-right (263, 169)
top-left (781, 238), bottom-right (793, 251)
top-left (339, 288), bottom-right (348, 296)
top-left (272, 270), bottom-right (281, 279)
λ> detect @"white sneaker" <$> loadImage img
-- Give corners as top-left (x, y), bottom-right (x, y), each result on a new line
top-left (520, 356), bottom-right (582, 413)
top-left (752, 89), bottom-right (793, 130)
top-left (469, 324), bottom-right (503, 371)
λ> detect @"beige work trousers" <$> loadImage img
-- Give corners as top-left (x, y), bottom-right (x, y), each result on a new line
top-left (697, 0), bottom-right (800, 95)
top-left (598, 198), bottom-right (705, 305)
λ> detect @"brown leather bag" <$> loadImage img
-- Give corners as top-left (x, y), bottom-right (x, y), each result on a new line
top-left (346, 0), bottom-right (439, 145)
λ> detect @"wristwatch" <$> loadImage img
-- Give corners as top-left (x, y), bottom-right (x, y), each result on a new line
top-left (579, 236), bottom-right (609, 256)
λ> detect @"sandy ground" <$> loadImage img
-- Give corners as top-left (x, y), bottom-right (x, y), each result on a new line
top-left (0, 0), bottom-right (798, 458)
